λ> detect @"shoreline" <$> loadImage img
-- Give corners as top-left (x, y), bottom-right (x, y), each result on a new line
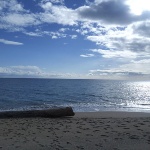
top-left (0, 111), bottom-right (150, 149)
top-left (75, 111), bottom-right (150, 118)
top-left (1, 109), bottom-right (150, 118)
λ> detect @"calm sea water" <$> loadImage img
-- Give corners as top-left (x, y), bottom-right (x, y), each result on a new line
top-left (0, 78), bottom-right (150, 112)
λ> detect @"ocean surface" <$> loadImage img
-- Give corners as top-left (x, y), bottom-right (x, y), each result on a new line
top-left (0, 78), bottom-right (150, 112)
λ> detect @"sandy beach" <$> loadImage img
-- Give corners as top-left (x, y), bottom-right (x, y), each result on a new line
top-left (0, 111), bottom-right (150, 150)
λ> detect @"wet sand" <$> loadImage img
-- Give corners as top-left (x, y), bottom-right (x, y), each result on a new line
top-left (0, 111), bottom-right (150, 150)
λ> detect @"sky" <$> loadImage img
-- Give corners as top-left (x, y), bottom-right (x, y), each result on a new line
top-left (0, 0), bottom-right (150, 80)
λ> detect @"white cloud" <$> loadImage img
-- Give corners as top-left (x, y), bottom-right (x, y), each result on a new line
top-left (41, 0), bottom-right (64, 5)
top-left (59, 28), bottom-right (69, 32)
top-left (24, 32), bottom-right (42, 37)
top-left (80, 54), bottom-right (95, 58)
top-left (2, 13), bottom-right (39, 27)
top-left (121, 59), bottom-right (150, 74)
top-left (0, 0), bottom-right (26, 12)
top-left (1, 0), bottom-right (150, 33)
top-left (39, 2), bottom-right (78, 25)
top-left (50, 31), bottom-right (66, 39)
top-left (23, 29), bottom-right (76, 39)
top-left (70, 35), bottom-right (77, 39)
top-left (51, 35), bottom-right (58, 39)
top-left (131, 59), bottom-right (150, 64)
top-left (0, 66), bottom-right (42, 77)
top-left (40, 1), bottom-right (53, 10)
top-left (88, 69), bottom-right (144, 80)
top-left (0, 0), bottom-right (78, 32)
top-left (91, 49), bottom-right (138, 59)
top-left (85, 22), bottom-right (150, 54)
top-left (0, 0), bottom-right (39, 31)
top-left (88, 57), bottom-right (150, 79)
top-left (0, 39), bottom-right (23, 45)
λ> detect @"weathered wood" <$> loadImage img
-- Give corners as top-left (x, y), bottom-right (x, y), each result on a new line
top-left (0, 107), bottom-right (75, 118)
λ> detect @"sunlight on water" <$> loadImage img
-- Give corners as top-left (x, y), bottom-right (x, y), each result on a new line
top-left (124, 81), bottom-right (150, 111)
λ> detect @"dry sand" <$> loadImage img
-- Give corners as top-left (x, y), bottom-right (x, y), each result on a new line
top-left (0, 111), bottom-right (150, 150)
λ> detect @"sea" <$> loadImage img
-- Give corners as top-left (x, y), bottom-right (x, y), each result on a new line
top-left (0, 78), bottom-right (150, 112)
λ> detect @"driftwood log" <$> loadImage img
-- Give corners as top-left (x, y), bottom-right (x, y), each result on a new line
top-left (0, 107), bottom-right (75, 118)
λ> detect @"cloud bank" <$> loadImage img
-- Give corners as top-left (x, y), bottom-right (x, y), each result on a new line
top-left (0, 66), bottom-right (84, 79)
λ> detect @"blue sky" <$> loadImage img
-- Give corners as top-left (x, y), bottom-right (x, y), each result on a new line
top-left (0, 0), bottom-right (150, 80)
